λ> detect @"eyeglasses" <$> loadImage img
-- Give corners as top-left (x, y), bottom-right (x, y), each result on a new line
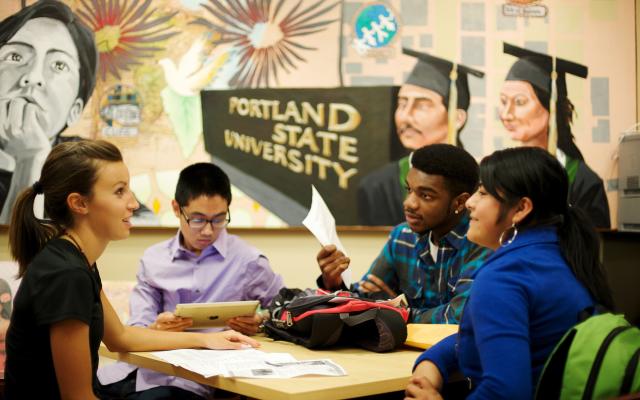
top-left (180, 207), bottom-right (231, 230)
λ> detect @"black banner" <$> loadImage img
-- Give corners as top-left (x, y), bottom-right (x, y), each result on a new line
top-left (201, 87), bottom-right (401, 225)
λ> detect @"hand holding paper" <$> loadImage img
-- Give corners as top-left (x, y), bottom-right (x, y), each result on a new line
top-left (303, 185), bottom-right (351, 287)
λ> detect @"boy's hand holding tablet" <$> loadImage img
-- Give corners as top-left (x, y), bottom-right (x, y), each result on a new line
top-left (149, 311), bottom-right (194, 331)
top-left (227, 312), bottom-right (267, 336)
top-left (170, 300), bottom-right (264, 336)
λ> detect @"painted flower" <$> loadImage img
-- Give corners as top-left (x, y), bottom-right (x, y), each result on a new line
top-left (76, 0), bottom-right (178, 80)
top-left (192, 0), bottom-right (340, 87)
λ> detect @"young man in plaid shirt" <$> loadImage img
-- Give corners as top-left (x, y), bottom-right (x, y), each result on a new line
top-left (317, 144), bottom-right (490, 324)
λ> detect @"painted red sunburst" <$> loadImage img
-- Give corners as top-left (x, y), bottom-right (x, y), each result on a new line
top-left (192, 0), bottom-right (340, 88)
top-left (76, 0), bottom-right (178, 80)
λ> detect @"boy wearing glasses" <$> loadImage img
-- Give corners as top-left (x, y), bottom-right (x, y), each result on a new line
top-left (98, 162), bottom-right (283, 399)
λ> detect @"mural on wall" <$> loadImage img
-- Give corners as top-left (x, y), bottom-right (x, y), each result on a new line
top-left (0, 0), bottom-right (635, 228)
top-left (342, 0), bottom-right (634, 229)
top-left (499, 42), bottom-right (610, 228)
top-left (202, 86), bottom-right (400, 225)
top-left (77, 0), bottom-right (179, 81)
top-left (356, 48), bottom-right (485, 226)
top-left (0, 261), bottom-right (19, 375)
top-left (0, 0), bottom-right (100, 223)
top-left (192, 0), bottom-right (341, 88)
top-left (351, 2), bottom-right (399, 57)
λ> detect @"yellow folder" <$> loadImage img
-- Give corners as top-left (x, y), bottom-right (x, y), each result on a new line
top-left (404, 324), bottom-right (459, 349)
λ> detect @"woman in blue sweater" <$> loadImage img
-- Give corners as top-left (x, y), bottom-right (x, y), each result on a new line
top-left (405, 147), bottom-right (613, 400)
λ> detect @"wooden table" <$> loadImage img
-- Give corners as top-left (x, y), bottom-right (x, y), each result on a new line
top-left (100, 337), bottom-right (422, 400)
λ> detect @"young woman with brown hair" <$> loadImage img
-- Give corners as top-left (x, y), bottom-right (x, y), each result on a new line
top-left (5, 140), bottom-right (258, 399)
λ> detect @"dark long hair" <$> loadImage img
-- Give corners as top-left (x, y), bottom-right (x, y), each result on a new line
top-left (480, 147), bottom-right (613, 309)
top-left (9, 140), bottom-right (122, 277)
top-left (531, 85), bottom-right (583, 161)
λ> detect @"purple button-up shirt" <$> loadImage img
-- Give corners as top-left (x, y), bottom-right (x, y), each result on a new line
top-left (98, 229), bottom-right (284, 397)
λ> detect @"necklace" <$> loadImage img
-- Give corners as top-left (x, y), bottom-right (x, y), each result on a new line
top-left (63, 230), bottom-right (92, 268)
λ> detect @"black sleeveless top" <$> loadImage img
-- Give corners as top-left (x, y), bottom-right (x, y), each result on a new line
top-left (5, 238), bottom-right (104, 399)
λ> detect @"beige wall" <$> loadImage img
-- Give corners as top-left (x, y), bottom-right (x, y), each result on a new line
top-left (0, 227), bottom-right (390, 289)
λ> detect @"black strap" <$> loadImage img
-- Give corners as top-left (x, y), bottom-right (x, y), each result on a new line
top-left (620, 348), bottom-right (640, 394)
top-left (339, 308), bottom-right (378, 326)
top-left (583, 326), bottom-right (632, 400)
top-left (535, 329), bottom-right (576, 399)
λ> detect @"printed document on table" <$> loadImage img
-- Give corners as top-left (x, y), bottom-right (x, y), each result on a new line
top-left (152, 348), bottom-right (293, 377)
top-left (151, 348), bottom-right (347, 378)
top-left (227, 359), bottom-right (347, 378)
top-left (302, 185), bottom-right (351, 286)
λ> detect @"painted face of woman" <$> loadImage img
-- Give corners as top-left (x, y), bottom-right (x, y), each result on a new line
top-left (499, 80), bottom-right (550, 149)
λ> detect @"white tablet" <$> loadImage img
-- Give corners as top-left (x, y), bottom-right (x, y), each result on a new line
top-left (174, 300), bottom-right (260, 328)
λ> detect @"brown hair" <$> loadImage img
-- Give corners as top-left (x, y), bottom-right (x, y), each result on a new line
top-left (9, 140), bottom-right (122, 277)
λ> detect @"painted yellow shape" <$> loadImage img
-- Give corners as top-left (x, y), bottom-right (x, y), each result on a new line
top-left (96, 25), bottom-right (121, 53)
top-left (203, 51), bottom-right (230, 87)
top-left (152, 198), bottom-right (162, 215)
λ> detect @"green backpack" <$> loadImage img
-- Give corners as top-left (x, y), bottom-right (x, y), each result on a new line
top-left (536, 313), bottom-right (640, 399)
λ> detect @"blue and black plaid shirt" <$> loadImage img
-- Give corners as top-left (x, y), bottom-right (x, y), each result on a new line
top-left (361, 215), bottom-right (490, 324)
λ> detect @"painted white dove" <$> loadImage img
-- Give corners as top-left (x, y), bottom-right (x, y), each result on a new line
top-left (159, 39), bottom-right (229, 96)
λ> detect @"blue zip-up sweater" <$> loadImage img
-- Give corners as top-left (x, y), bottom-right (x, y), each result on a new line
top-left (416, 227), bottom-right (594, 399)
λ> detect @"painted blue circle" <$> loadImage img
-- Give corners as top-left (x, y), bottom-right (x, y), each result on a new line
top-left (354, 4), bottom-right (398, 48)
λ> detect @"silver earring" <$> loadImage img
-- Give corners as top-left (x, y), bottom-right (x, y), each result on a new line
top-left (499, 223), bottom-right (518, 247)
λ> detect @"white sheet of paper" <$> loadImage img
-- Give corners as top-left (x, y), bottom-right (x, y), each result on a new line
top-left (151, 348), bottom-right (296, 378)
top-left (227, 358), bottom-right (347, 378)
top-left (151, 349), bottom-right (346, 378)
top-left (302, 185), bottom-right (351, 286)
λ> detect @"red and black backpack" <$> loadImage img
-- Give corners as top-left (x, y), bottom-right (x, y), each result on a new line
top-left (264, 288), bottom-right (409, 352)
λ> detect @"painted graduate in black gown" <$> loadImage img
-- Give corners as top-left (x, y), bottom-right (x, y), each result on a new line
top-left (499, 43), bottom-right (610, 228)
top-left (357, 48), bottom-right (484, 226)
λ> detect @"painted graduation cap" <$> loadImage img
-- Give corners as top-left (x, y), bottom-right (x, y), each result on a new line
top-left (503, 42), bottom-right (588, 155)
top-left (403, 48), bottom-right (485, 145)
